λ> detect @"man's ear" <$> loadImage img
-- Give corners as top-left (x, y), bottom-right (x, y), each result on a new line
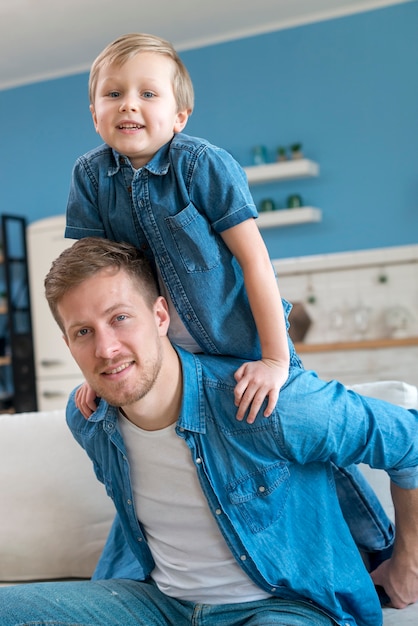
top-left (154, 296), bottom-right (170, 336)
top-left (173, 109), bottom-right (190, 133)
top-left (90, 104), bottom-right (99, 133)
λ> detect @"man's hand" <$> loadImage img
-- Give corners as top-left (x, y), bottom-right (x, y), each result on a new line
top-left (233, 359), bottom-right (288, 423)
top-left (371, 553), bottom-right (418, 608)
top-left (75, 381), bottom-right (99, 419)
top-left (371, 482), bottom-right (418, 609)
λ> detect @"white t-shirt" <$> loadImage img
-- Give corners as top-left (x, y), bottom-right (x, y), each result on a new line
top-left (118, 413), bottom-right (271, 603)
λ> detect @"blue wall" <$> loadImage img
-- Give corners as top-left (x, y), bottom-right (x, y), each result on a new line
top-left (0, 2), bottom-right (416, 260)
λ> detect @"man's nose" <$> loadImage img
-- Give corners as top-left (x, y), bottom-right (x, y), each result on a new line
top-left (94, 329), bottom-right (120, 359)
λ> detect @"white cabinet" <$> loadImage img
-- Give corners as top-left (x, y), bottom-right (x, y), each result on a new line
top-left (27, 216), bottom-right (84, 411)
top-left (243, 159), bottom-right (322, 229)
top-left (298, 342), bottom-right (418, 389)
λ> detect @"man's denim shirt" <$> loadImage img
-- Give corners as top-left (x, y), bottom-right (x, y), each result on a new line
top-left (67, 348), bottom-right (418, 626)
top-left (65, 132), bottom-right (297, 362)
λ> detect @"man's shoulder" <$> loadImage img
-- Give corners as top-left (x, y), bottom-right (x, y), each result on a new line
top-left (65, 388), bottom-right (112, 436)
top-left (177, 347), bottom-right (242, 389)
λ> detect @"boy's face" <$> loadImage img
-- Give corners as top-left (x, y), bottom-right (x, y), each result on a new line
top-left (90, 52), bottom-right (189, 169)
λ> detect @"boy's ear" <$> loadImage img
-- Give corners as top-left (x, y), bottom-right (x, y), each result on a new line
top-left (90, 104), bottom-right (99, 133)
top-left (173, 109), bottom-right (190, 133)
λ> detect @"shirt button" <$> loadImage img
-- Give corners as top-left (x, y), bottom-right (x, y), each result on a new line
top-left (196, 457), bottom-right (202, 464)
top-left (258, 486), bottom-right (266, 493)
top-left (120, 157), bottom-right (125, 164)
top-left (270, 587), bottom-right (276, 592)
top-left (127, 499), bottom-right (132, 505)
top-left (240, 554), bottom-right (247, 561)
top-left (127, 186), bottom-right (132, 193)
top-left (137, 537), bottom-right (143, 542)
top-left (215, 508), bottom-right (222, 515)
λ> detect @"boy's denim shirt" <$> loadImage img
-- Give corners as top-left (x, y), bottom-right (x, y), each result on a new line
top-left (67, 348), bottom-right (418, 626)
top-left (65, 132), bottom-right (299, 363)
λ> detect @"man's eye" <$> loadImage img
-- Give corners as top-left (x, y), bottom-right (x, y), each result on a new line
top-left (115, 314), bottom-right (127, 322)
top-left (77, 328), bottom-right (90, 337)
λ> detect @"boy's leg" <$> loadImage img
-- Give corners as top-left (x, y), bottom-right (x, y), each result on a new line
top-left (282, 367), bottom-right (402, 565)
top-left (0, 578), bottom-right (189, 626)
top-left (332, 463), bottom-right (395, 569)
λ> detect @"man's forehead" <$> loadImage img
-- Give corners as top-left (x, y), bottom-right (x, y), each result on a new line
top-left (58, 268), bottom-right (139, 318)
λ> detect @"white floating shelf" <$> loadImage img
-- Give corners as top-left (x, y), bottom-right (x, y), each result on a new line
top-left (244, 159), bottom-right (319, 185)
top-left (256, 207), bottom-right (322, 229)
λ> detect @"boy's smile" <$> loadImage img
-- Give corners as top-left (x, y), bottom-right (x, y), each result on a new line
top-left (90, 52), bottom-right (189, 169)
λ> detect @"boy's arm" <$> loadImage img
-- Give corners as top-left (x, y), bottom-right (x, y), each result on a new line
top-left (75, 380), bottom-right (99, 419)
top-left (220, 218), bottom-right (290, 423)
top-left (371, 482), bottom-right (418, 608)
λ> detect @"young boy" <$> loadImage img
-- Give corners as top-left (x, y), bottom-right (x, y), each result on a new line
top-left (65, 33), bottom-right (400, 566)
top-left (66, 32), bottom-right (294, 424)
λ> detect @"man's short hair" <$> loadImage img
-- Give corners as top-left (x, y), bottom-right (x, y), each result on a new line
top-left (45, 237), bottom-right (160, 333)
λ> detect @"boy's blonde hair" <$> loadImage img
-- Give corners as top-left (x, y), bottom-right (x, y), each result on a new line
top-left (88, 33), bottom-right (194, 113)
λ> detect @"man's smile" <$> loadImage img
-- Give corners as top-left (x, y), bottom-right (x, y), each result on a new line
top-left (102, 361), bottom-right (134, 376)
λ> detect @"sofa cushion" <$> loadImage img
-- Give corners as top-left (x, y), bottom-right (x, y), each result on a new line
top-left (350, 380), bottom-right (418, 410)
top-left (0, 410), bottom-right (114, 582)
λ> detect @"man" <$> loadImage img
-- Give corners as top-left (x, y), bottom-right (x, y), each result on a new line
top-left (1, 237), bottom-right (417, 626)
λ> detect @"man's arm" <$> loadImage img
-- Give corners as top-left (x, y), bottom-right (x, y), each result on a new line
top-left (371, 482), bottom-right (418, 608)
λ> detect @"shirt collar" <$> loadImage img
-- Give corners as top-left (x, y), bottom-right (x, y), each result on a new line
top-left (108, 138), bottom-right (172, 177)
top-left (175, 346), bottom-right (207, 434)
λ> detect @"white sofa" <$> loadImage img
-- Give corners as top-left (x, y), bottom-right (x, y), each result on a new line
top-left (1, 380), bottom-right (418, 625)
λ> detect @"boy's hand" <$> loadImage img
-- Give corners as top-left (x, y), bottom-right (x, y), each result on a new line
top-left (75, 381), bottom-right (99, 420)
top-left (233, 359), bottom-right (289, 423)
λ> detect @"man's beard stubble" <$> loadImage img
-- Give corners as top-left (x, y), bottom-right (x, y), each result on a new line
top-left (88, 341), bottom-right (163, 409)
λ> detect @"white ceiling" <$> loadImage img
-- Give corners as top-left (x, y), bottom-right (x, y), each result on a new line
top-left (0, 0), bottom-right (409, 91)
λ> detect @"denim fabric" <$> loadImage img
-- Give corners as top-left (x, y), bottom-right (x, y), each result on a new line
top-left (65, 132), bottom-right (299, 363)
top-left (66, 131), bottom-right (400, 611)
top-left (0, 579), bottom-right (338, 625)
top-left (66, 348), bottom-right (418, 626)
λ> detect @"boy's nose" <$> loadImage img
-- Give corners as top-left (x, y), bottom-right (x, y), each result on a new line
top-left (119, 96), bottom-right (139, 112)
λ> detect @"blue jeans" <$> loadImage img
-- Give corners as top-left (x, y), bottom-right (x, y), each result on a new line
top-left (0, 579), bottom-right (337, 625)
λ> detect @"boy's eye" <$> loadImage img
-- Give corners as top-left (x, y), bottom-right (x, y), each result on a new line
top-left (108, 91), bottom-right (120, 98)
top-left (142, 91), bottom-right (154, 99)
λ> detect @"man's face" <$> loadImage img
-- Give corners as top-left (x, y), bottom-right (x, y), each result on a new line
top-left (58, 267), bottom-right (169, 408)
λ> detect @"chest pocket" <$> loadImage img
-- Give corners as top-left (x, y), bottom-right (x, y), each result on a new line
top-left (165, 203), bottom-right (221, 272)
top-left (226, 462), bottom-right (290, 533)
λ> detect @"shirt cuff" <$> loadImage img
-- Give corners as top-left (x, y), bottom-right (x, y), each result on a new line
top-left (388, 466), bottom-right (418, 489)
